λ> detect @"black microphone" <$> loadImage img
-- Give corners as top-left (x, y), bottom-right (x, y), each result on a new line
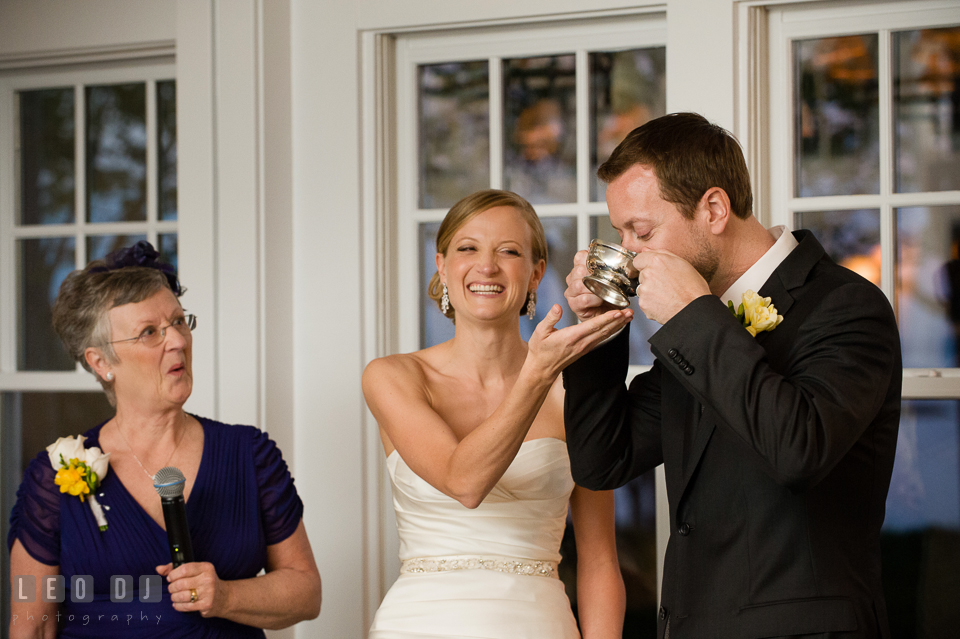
top-left (153, 467), bottom-right (195, 568)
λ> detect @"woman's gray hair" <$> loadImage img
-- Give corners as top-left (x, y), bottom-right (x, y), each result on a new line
top-left (52, 263), bottom-right (176, 406)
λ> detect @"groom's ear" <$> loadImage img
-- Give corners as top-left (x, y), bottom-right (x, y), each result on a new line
top-left (699, 187), bottom-right (731, 236)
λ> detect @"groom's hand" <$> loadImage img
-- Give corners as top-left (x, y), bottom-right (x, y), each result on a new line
top-left (564, 250), bottom-right (623, 321)
top-left (632, 248), bottom-right (711, 324)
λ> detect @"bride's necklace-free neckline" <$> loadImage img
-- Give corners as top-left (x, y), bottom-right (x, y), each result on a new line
top-left (116, 417), bottom-right (186, 481)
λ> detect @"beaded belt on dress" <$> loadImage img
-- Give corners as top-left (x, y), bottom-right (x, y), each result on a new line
top-left (400, 555), bottom-right (559, 579)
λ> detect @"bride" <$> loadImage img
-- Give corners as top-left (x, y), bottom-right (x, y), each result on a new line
top-left (363, 190), bottom-right (631, 638)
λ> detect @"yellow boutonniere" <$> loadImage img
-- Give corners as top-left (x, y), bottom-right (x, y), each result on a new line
top-left (55, 461), bottom-right (91, 499)
top-left (728, 290), bottom-right (783, 337)
top-left (47, 435), bottom-right (111, 531)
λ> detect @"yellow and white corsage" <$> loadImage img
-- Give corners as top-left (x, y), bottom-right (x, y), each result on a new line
top-left (47, 435), bottom-right (111, 531)
top-left (728, 290), bottom-right (783, 337)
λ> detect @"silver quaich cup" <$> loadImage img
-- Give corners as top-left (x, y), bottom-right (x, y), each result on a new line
top-left (582, 239), bottom-right (639, 308)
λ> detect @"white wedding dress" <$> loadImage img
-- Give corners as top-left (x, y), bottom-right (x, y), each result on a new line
top-left (369, 438), bottom-right (581, 639)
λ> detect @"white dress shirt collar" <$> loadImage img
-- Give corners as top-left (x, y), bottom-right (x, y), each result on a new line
top-left (719, 226), bottom-right (799, 307)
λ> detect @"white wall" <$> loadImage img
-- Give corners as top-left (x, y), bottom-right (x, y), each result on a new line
top-left (289, 1), bottom-right (365, 636)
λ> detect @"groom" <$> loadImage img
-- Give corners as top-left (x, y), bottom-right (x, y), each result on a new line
top-left (561, 113), bottom-right (901, 638)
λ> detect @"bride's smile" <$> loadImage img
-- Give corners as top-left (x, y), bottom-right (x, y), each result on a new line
top-left (437, 205), bottom-right (543, 323)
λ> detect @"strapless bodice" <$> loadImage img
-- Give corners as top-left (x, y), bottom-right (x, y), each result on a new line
top-left (386, 438), bottom-right (575, 563)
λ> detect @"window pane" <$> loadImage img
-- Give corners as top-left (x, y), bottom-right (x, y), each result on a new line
top-left (882, 400), bottom-right (960, 635)
top-left (17, 88), bottom-right (75, 225)
top-left (418, 62), bottom-right (490, 209)
top-left (17, 238), bottom-right (76, 371)
top-left (159, 233), bottom-right (178, 272)
top-left (894, 27), bottom-right (960, 194)
top-left (157, 80), bottom-right (178, 220)
top-left (1, 391), bottom-right (115, 626)
top-left (420, 221), bottom-right (452, 348)
top-left (503, 55), bottom-right (577, 204)
top-left (614, 470), bottom-right (658, 634)
top-left (561, 469), bottom-right (658, 635)
top-left (1, 391), bottom-right (114, 484)
top-left (796, 209), bottom-right (881, 286)
top-left (896, 205), bottom-right (960, 368)
top-left (524, 217), bottom-right (576, 340)
top-left (419, 216), bottom-right (577, 349)
top-left (794, 35), bottom-right (879, 197)
top-left (590, 215), bottom-right (659, 365)
top-left (86, 83), bottom-right (146, 223)
top-left (590, 48), bottom-right (666, 202)
top-left (86, 234), bottom-right (147, 263)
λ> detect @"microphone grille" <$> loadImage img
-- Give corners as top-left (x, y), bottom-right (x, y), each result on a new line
top-left (153, 466), bottom-right (186, 498)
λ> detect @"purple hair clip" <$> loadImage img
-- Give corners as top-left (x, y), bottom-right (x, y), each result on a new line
top-left (89, 241), bottom-right (183, 296)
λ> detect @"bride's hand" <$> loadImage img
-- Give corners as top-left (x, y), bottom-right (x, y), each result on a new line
top-left (525, 304), bottom-right (633, 382)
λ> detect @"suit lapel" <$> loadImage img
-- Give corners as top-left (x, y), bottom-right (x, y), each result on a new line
top-left (759, 230), bottom-right (825, 306)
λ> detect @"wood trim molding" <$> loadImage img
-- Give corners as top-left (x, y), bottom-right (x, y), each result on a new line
top-left (735, 3), bottom-right (771, 226)
top-left (360, 29), bottom-right (400, 628)
top-left (0, 40), bottom-right (175, 72)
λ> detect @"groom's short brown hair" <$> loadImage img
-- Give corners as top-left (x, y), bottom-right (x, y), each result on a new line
top-left (598, 112), bottom-right (753, 220)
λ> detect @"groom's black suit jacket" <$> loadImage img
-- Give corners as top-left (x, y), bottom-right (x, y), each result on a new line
top-left (563, 231), bottom-right (901, 639)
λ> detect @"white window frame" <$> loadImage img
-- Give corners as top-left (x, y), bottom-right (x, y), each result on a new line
top-left (766, 0), bottom-right (960, 399)
top-left (395, 14), bottom-right (667, 356)
top-left (0, 62), bottom-right (176, 392)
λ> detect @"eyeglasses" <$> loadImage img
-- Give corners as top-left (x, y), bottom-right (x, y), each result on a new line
top-left (109, 314), bottom-right (197, 348)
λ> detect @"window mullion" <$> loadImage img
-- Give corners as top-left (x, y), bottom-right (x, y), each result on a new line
top-left (146, 79), bottom-right (158, 247)
top-left (74, 83), bottom-right (88, 374)
top-left (0, 371), bottom-right (102, 392)
top-left (13, 221), bottom-right (177, 237)
top-left (575, 48), bottom-right (589, 206)
top-left (0, 87), bottom-right (16, 373)
top-left (75, 83), bottom-right (87, 269)
top-left (489, 56), bottom-right (503, 190)
top-left (880, 201), bottom-right (896, 309)
top-left (578, 210), bottom-right (592, 259)
top-left (878, 29), bottom-right (893, 199)
top-left (878, 29), bottom-right (896, 306)
top-left (576, 47), bottom-right (591, 249)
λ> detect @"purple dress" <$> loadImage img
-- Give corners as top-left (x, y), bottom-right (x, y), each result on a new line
top-left (8, 416), bottom-right (304, 638)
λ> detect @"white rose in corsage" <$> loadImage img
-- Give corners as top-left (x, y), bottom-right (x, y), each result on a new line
top-left (47, 435), bottom-right (111, 531)
top-left (728, 290), bottom-right (783, 337)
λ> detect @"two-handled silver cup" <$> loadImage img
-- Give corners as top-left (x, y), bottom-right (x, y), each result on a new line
top-left (582, 239), bottom-right (639, 308)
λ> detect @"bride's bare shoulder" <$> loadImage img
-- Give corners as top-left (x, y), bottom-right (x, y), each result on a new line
top-left (362, 344), bottom-right (448, 393)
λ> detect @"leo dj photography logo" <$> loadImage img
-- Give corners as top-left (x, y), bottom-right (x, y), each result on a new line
top-left (12, 574), bottom-right (164, 627)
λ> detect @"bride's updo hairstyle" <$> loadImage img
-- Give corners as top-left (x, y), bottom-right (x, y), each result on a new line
top-left (428, 189), bottom-right (547, 322)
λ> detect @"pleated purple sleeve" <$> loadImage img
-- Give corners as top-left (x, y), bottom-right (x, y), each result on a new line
top-left (251, 429), bottom-right (304, 546)
top-left (7, 451), bottom-right (61, 566)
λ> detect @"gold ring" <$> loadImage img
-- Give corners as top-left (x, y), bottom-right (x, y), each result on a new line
top-left (189, 588), bottom-right (198, 603)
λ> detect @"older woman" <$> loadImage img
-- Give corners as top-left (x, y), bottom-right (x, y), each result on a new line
top-left (8, 242), bottom-right (321, 639)
top-left (363, 190), bottom-right (631, 638)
